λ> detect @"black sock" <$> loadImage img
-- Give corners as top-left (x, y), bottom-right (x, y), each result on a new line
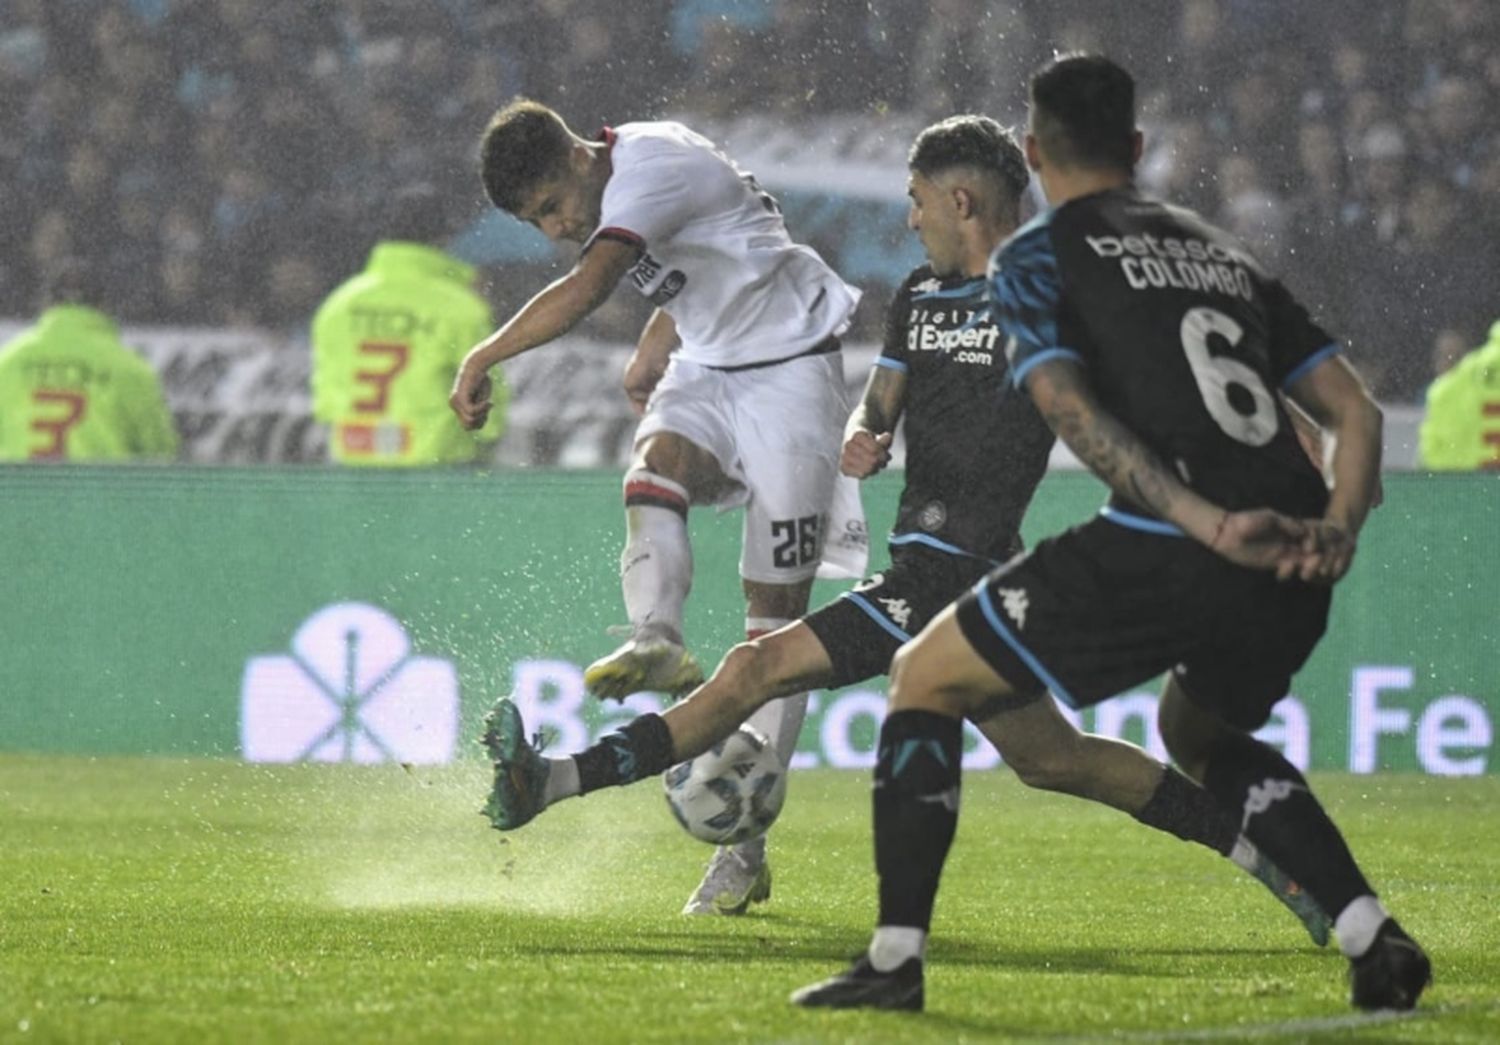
top-left (573, 713), bottom-right (676, 794)
top-left (1133, 766), bottom-right (1240, 856)
top-left (1202, 731), bottom-right (1373, 916)
top-left (873, 710), bottom-right (964, 930)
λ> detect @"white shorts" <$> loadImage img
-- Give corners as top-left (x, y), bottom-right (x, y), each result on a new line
top-left (635, 351), bottom-right (868, 584)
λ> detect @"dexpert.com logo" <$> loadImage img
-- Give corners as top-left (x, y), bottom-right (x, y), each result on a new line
top-left (240, 602), bottom-right (459, 764)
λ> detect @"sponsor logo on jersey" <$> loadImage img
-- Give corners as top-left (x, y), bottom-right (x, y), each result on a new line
top-left (907, 317), bottom-right (1003, 359)
top-left (630, 252), bottom-right (663, 291)
top-left (997, 586), bottom-right (1029, 630)
top-left (1085, 233), bottom-right (1254, 301)
top-left (650, 269), bottom-right (687, 305)
top-left (912, 277), bottom-right (943, 295)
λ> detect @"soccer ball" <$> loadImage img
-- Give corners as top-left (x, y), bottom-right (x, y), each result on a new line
top-left (662, 725), bottom-right (788, 845)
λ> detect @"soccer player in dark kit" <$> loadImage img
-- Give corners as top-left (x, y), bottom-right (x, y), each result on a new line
top-left (480, 115), bottom-right (1329, 943)
top-left (793, 55), bottom-right (1430, 1014)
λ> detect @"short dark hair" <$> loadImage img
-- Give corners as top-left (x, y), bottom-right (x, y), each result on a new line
top-left (908, 114), bottom-right (1030, 203)
top-left (1030, 53), bottom-right (1136, 172)
top-left (478, 98), bottom-right (574, 214)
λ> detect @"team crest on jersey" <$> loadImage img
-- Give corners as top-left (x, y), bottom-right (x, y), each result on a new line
top-left (917, 500), bottom-right (947, 532)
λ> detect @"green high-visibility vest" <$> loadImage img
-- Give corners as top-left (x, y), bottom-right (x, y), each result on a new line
top-left (0, 305), bottom-right (179, 461)
top-left (311, 242), bottom-right (504, 466)
top-left (1419, 323), bottom-right (1500, 471)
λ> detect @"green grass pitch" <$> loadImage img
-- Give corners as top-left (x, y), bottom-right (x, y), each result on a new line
top-left (2, 755), bottom-right (1497, 1043)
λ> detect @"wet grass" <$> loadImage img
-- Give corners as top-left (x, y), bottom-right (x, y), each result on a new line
top-left (1, 756), bottom-right (1496, 1043)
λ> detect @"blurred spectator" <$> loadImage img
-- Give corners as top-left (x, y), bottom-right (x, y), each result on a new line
top-left (0, 259), bottom-right (179, 462)
top-left (1418, 320), bottom-right (1500, 469)
top-left (1, 0), bottom-right (1496, 403)
top-left (310, 185), bottom-right (505, 467)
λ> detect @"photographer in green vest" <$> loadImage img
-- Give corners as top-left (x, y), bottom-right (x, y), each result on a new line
top-left (0, 259), bottom-right (178, 462)
top-left (1419, 320), bottom-right (1500, 470)
top-left (312, 185), bottom-right (505, 466)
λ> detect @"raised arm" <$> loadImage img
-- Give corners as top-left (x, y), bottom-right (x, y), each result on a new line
top-left (1024, 357), bottom-right (1306, 574)
top-left (450, 238), bottom-right (638, 429)
top-left (841, 363), bottom-right (908, 478)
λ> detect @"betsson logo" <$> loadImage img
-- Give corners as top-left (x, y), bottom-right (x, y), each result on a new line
top-left (240, 602), bottom-right (459, 764)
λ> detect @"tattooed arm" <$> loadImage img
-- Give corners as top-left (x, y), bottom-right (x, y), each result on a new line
top-left (1023, 357), bottom-right (1307, 575)
top-left (841, 363), bottom-right (907, 478)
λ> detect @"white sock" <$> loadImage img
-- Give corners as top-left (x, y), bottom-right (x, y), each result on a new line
top-left (621, 471), bottom-right (692, 643)
top-left (1335, 895), bottom-right (1390, 958)
top-left (542, 757), bottom-right (579, 806)
top-left (868, 926), bottom-right (926, 971)
top-left (742, 618), bottom-right (807, 767)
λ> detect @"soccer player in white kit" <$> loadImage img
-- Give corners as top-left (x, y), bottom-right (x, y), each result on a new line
top-left (450, 99), bottom-right (867, 913)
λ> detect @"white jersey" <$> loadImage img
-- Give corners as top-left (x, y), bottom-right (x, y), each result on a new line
top-left (587, 122), bottom-right (861, 368)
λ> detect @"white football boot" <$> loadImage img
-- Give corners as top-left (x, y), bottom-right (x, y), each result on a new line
top-left (683, 837), bottom-right (771, 915)
top-left (584, 634), bottom-right (704, 702)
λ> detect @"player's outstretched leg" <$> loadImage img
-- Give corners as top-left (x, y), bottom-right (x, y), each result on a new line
top-left (479, 697), bottom-right (679, 830)
top-left (1158, 677), bottom-right (1431, 1010)
top-left (479, 697), bottom-right (551, 830)
top-left (973, 693), bottom-right (1333, 946)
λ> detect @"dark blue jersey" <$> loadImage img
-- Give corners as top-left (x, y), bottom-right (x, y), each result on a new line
top-left (989, 186), bottom-right (1332, 521)
top-left (879, 264), bottom-right (1055, 561)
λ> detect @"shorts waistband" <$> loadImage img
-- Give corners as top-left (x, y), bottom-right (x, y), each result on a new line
top-left (703, 335), bottom-right (840, 373)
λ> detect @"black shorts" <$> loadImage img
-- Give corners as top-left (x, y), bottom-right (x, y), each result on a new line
top-left (803, 541), bottom-right (999, 688)
top-left (954, 515), bottom-right (1331, 731)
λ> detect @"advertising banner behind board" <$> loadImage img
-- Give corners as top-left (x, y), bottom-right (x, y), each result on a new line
top-left (2, 467), bottom-right (1493, 774)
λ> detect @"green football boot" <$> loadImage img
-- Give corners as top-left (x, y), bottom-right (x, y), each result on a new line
top-left (479, 697), bottom-right (549, 831)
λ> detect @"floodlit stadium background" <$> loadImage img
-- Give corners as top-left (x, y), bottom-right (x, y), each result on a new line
top-left (2, 0), bottom-right (1496, 774)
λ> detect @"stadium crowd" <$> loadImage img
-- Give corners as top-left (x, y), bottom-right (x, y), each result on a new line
top-left (3, 0), bottom-right (1498, 400)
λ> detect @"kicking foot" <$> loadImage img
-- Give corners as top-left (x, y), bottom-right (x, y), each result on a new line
top-left (478, 697), bottom-right (549, 831)
top-left (682, 846), bottom-right (771, 915)
top-left (584, 636), bottom-right (704, 702)
top-left (791, 955), bottom-right (924, 1011)
top-left (1248, 851), bottom-right (1333, 946)
top-left (1349, 919), bottom-right (1432, 1011)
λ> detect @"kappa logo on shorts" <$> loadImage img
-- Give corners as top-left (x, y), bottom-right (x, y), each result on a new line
top-left (997, 587), bottom-right (1029, 630)
top-left (877, 596), bottom-right (913, 630)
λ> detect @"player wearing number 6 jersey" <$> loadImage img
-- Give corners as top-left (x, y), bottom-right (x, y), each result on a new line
top-left (0, 259), bottom-right (177, 462)
top-left (796, 54), bottom-right (1430, 1014)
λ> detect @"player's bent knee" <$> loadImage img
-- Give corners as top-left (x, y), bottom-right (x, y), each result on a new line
top-left (888, 641), bottom-right (971, 716)
top-left (1005, 747), bottom-right (1083, 793)
top-left (713, 640), bottom-right (782, 715)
